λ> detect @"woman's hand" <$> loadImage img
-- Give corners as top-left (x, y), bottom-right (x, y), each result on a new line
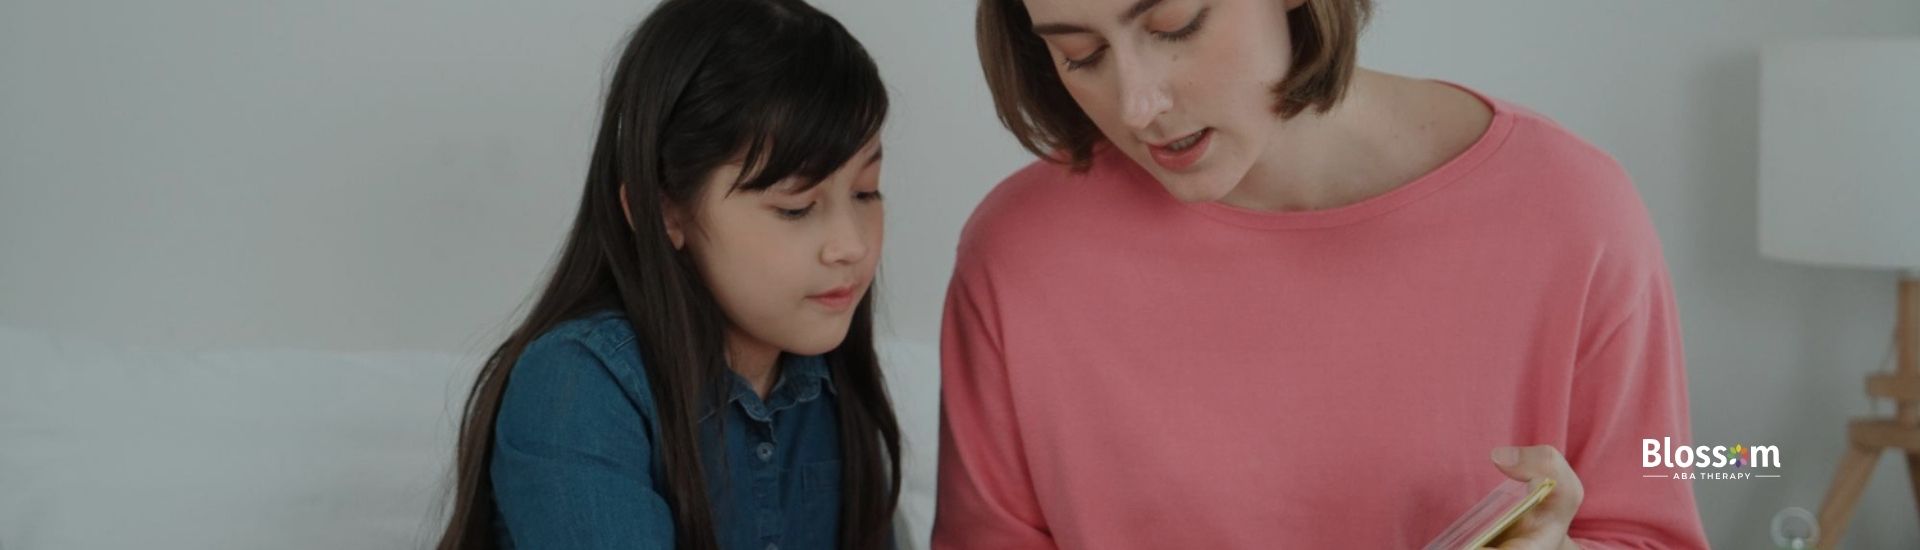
top-left (1483, 445), bottom-right (1586, 550)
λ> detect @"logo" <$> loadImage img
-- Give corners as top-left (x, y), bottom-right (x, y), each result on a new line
top-left (1641, 437), bottom-right (1783, 480)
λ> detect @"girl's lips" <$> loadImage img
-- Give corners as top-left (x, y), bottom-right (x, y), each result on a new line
top-left (808, 285), bottom-right (857, 311)
top-left (1147, 128), bottom-right (1212, 172)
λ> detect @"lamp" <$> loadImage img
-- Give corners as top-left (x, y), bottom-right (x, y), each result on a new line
top-left (1759, 38), bottom-right (1920, 549)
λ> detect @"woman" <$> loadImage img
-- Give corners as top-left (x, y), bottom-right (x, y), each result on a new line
top-left (934, 0), bottom-right (1710, 548)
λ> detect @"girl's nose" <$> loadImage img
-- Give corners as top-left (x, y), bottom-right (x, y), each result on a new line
top-left (820, 211), bottom-right (870, 266)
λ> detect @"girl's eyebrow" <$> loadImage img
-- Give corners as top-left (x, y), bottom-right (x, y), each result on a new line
top-left (1032, 0), bottom-right (1166, 35)
top-left (1032, 22), bottom-right (1092, 36)
top-left (769, 147), bottom-right (881, 194)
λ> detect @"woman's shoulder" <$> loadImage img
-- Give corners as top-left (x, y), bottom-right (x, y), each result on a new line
top-left (965, 156), bottom-right (1092, 227)
top-left (1473, 92), bottom-right (1671, 292)
top-left (957, 147), bottom-right (1149, 263)
top-left (1477, 93), bottom-right (1633, 194)
top-left (1465, 91), bottom-right (1656, 241)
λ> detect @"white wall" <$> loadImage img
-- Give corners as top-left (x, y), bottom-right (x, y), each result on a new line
top-left (3, 0), bottom-right (1918, 548)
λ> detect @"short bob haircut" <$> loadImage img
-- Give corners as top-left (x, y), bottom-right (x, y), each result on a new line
top-left (977, 0), bottom-right (1374, 171)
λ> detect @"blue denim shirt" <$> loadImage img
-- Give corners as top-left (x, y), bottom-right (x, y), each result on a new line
top-left (490, 310), bottom-right (859, 549)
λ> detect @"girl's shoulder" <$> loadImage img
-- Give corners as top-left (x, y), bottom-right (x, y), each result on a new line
top-left (528, 308), bottom-right (637, 355)
top-left (508, 309), bottom-right (657, 417)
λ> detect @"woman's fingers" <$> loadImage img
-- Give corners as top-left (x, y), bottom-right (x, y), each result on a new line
top-left (1486, 445), bottom-right (1585, 550)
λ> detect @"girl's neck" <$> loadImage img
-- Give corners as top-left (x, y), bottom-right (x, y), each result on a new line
top-left (724, 330), bottom-right (782, 400)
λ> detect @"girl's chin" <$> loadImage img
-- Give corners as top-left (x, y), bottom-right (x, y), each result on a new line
top-left (782, 327), bottom-right (853, 356)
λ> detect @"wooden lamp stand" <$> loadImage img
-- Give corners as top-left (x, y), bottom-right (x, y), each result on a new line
top-left (1816, 275), bottom-right (1920, 548)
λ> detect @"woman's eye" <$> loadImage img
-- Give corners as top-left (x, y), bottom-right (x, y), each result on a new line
top-left (775, 202), bottom-right (815, 220)
top-left (855, 190), bottom-right (884, 202)
top-left (1064, 46), bottom-right (1107, 70)
top-left (1153, 7), bottom-right (1209, 42)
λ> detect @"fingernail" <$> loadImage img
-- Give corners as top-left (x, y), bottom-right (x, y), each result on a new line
top-left (1492, 447), bottom-right (1520, 467)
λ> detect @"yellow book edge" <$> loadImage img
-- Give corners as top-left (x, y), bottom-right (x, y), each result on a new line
top-left (1461, 477), bottom-right (1556, 549)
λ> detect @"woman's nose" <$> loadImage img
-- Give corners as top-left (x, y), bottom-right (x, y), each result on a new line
top-left (1117, 55), bottom-right (1172, 131)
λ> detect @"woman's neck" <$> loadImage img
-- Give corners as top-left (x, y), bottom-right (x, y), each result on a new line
top-left (724, 330), bottom-right (782, 400)
top-left (1225, 68), bottom-right (1486, 213)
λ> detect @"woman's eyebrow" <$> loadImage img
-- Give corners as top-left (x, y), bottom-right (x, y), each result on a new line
top-left (1032, 0), bottom-right (1168, 36)
top-left (1118, 0), bottom-right (1168, 24)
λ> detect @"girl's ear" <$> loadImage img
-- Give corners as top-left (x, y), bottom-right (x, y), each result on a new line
top-left (619, 183), bottom-right (689, 250)
top-left (618, 183), bottom-right (636, 231)
top-left (662, 207), bottom-right (687, 250)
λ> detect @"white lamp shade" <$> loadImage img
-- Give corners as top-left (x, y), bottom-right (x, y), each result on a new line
top-left (1758, 39), bottom-right (1920, 271)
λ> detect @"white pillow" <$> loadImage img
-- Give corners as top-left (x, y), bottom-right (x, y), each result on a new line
top-left (0, 324), bottom-right (480, 549)
top-left (0, 325), bottom-right (942, 550)
top-left (877, 339), bottom-right (942, 550)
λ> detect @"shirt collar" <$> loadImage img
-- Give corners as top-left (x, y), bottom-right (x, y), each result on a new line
top-left (699, 353), bottom-right (834, 423)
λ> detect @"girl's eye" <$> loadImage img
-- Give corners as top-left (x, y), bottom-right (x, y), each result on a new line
top-left (1153, 7), bottom-right (1209, 42)
top-left (775, 202), bottom-right (815, 220)
top-left (855, 190), bottom-right (884, 202)
top-left (1064, 46), bottom-right (1107, 71)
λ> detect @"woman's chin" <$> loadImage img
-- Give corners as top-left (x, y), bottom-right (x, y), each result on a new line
top-left (1157, 175), bottom-right (1237, 204)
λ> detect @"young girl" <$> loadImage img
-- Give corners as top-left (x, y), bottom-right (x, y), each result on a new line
top-left (437, 1), bottom-right (900, 549)
top-left (937, 0), bottom-right (1709, 548)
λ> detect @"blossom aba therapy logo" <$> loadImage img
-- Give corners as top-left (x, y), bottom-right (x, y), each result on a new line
top-left (1641, 437), bottom-right (1782, 480)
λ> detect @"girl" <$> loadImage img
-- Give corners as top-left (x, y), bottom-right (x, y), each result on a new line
top-left (437, 1), bottom-right (900, 548)
top-left (936, 0), bottom-right (1710, 548)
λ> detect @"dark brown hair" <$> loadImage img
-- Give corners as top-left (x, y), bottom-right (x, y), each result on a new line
top-left (434, 0), bottom-right (900, 548)
top-left (977, 0), bottom-right (1374, 171)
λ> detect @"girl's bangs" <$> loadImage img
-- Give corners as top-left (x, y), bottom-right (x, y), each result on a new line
top-left (729, 20), bottom-right (888, 193)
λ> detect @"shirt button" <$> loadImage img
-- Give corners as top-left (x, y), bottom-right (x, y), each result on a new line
top-left (756, 442), bottom-right (774, 462)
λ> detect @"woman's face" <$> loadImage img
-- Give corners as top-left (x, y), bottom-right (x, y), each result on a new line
top-left (1024, 0), bottom-right (1305, 202)
top-left (675, 139), bottom-right (885, 357)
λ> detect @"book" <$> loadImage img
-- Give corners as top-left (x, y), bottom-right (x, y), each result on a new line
top-left (1423, 477), bottom-right (1557, 550)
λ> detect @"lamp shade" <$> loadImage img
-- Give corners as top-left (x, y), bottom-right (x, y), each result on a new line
top-left (1758, 39), bottom-right (1920, 271)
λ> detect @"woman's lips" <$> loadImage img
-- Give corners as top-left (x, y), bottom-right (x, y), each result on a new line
top-left (1147, 128), bottom-right (1212, 172)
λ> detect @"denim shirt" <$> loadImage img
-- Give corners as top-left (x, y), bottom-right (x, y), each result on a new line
top-left (490, 310), bottom-right (863, 550)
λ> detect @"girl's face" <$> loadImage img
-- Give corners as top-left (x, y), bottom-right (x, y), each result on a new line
top-left (1025, 0), bottom-right (1305, 202)
top-left (675, 139), bottom-right (885, 358)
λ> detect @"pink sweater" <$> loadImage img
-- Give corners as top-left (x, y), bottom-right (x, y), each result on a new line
top-left (932, 93), bottom-right (1710, 549)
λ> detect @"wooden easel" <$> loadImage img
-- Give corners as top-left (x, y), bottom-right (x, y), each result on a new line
top-left (1816, 276), bottom-right (1920, 548)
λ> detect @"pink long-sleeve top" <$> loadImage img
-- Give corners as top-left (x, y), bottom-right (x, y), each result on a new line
top-left (932, 91), bottom-right (1711, 549)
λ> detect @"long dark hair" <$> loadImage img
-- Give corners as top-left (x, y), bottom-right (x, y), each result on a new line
top-left (436, 1), bottom-right (900, 548)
